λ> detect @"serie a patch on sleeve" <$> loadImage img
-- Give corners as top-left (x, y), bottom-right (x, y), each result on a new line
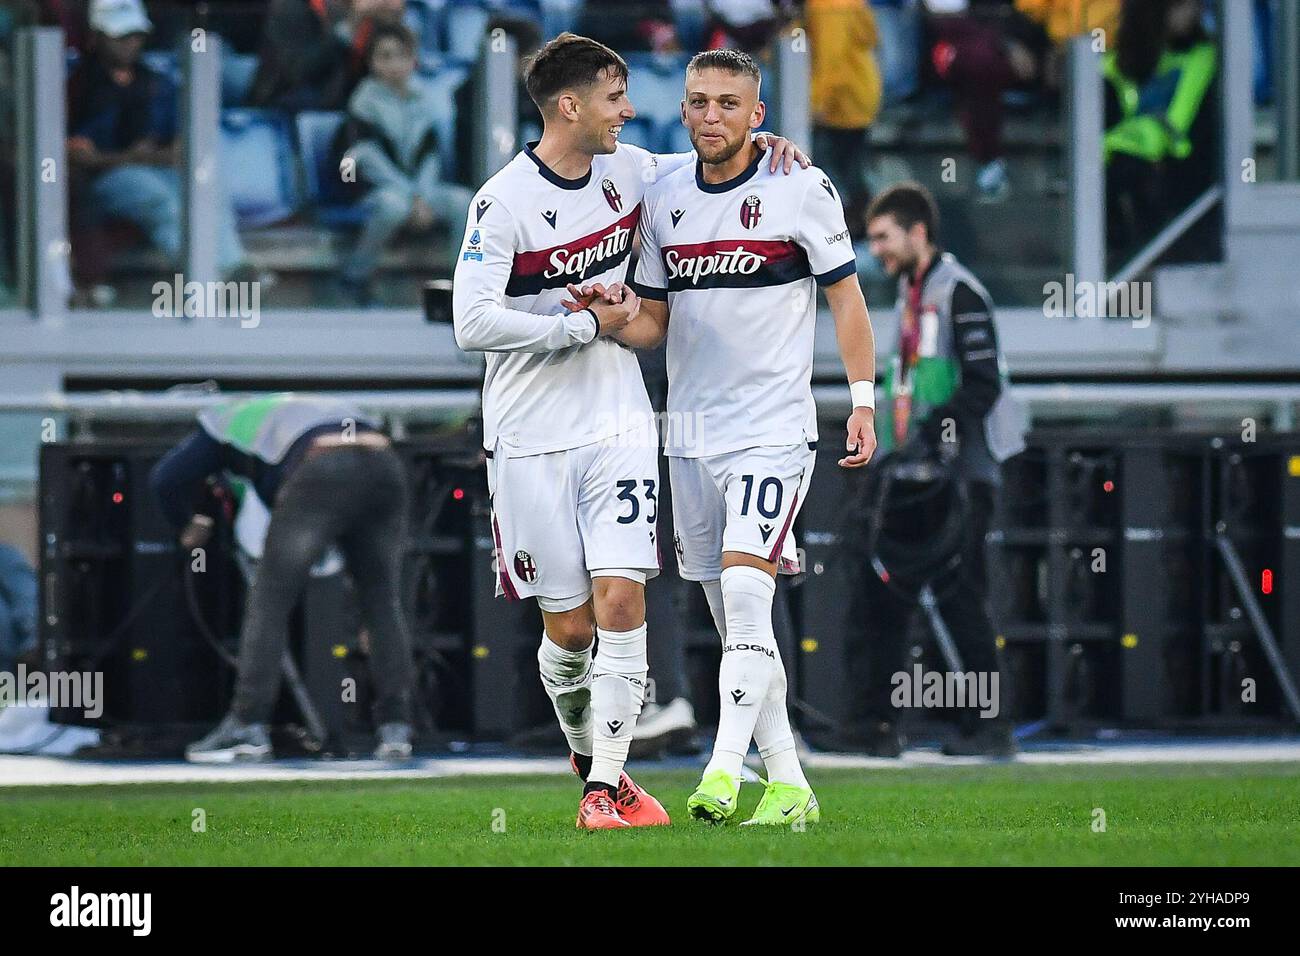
top-left (462, 228), bottom-right (485, 262)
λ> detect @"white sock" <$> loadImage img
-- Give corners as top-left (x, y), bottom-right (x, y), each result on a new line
top-left (702, 578), bottom-right (807, 788)
top-left (753, 647), bottom-right (809, 789)
top-left (537, 632), bottom-right (593, 758)
top-left (589, 623), bottom-right (648, 787)
top-left (702, 566), bottom-right (777, 781)
top-left (701, 578), bottom-right (728, 638)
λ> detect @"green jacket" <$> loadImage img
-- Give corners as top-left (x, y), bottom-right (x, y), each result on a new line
top-left (1103, 41), bottom-right (1217, 164)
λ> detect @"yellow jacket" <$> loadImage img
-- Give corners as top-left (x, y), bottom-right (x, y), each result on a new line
top-left (1015, 0), bottom-right (1120, 46)
top-left (807, 0), bottom-right (883, 130)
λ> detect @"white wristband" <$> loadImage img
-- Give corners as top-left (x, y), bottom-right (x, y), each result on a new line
top-left (849, 380), bottom-right (875, 410)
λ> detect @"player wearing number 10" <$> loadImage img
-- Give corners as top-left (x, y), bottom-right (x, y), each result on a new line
top-left (618, 50), bottom-right (879, 826)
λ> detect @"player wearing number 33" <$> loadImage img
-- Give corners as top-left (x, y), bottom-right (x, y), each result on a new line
top-left (451, 34), bottom-right (812, 830)
top-left (613, 49), bottom-right (879, 827)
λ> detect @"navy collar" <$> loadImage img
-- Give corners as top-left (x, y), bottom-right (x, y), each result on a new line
top-left (695, 144), bottom-right (766, 194)
top-left (524, 141), bottom-right (591, 190)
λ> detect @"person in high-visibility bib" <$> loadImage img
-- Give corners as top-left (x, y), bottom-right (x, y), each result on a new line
top-left (150, 393), bottom-right (415, 763)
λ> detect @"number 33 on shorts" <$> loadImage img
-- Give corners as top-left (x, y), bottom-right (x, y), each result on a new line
top-left (614, 479), bottom-right (657, 524)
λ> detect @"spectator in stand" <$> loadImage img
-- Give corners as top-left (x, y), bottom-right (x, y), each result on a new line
top-left (922, 0), bottom-right (1043, 202)
top-left (339, 22), bottom-right (473, 304)
top-left (704, 0), bottom-right (785, 52)
top-left (67, 0), bottom-right (251, 294)
top-left (578, 0), bottom-right (681, 53)
top-left (1014, 0), bottom-right (1119, 90)
top-left (808, 0), bottom-right (883, 239)
top-left (1103, 0), bottom-right (1217, 258)
top-left (250, 0), bottom-right (405, 111)
top-left (1014, 0), bottom-right (1118, 48)
top-left (36, 0), bottom-right (90, 51)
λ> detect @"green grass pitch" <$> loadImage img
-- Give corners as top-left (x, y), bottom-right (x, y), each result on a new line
top-left (2, 762), bottom-right (1297, 866)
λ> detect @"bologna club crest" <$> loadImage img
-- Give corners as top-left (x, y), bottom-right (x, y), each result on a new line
top-left (602, 177), bottom-right (623, 213)
top-left (740, 194), bottom-right (762, 229)
top-left (514, 550), bottom-right (538, 584)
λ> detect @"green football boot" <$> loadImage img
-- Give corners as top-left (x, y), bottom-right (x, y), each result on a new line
top-left (739, 781), bottom-right (821, 827)
top-left (686, 769), bottom-right (740, 824)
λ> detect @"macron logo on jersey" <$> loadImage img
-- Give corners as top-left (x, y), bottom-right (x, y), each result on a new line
top-left (662, 239), bottom-right (811, 292)
top-left (506, 207), bottom-right (641, 297)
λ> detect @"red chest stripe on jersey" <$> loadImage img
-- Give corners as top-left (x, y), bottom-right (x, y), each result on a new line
top-left (506, 206), bottom-right (642, 297)
top-left (661, 239), bottom-right (810, 292)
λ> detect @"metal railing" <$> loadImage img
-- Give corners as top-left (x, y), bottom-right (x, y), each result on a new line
top-left (1109, 185), bottom-right (1223, 288)
top-left (1066, 35), bottom-right (1105, 293)
top-left (813, 381), bottom-right (1300, 431)
top-left (1277, 0), bottom-right (1300, 181)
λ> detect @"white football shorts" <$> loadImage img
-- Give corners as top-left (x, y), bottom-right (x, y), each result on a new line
top-left (668, 442), bottom-right (816, 582)
top-left (488, 438), bottom-right (662, 611)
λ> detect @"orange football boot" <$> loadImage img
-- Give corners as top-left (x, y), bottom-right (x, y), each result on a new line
top-left (614, 772), bottom-right (671, 826)
top-left (576, 789), bottom-right (631, 830)
top-left (567, 754), bottom-right (670, 826)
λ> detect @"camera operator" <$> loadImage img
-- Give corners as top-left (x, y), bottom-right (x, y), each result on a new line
top-left (843, 181), bottom-right (1024, 757)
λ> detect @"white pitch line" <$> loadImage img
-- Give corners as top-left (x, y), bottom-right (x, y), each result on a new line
top-left (0, 755), bottom-right (569, 788)
top-left (804, 741), bottom-right (1300, 769)
top-left (1, 740), bottom-right (1299, 788)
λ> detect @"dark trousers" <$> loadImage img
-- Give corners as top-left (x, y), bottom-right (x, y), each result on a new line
top-left (847, 480), bottom-right (1000, 725)
top-left (813, 125), bottom-right (872, 234)
top-left (231, 445), bottom-right (414, 726)
top-left (930, 16), bottom-right (1014, 164)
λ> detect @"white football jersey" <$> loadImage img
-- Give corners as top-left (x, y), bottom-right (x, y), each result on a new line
top-left (453, 142), bottom-right (691, 457)
top-left (633, 150), bottom-right (856, 458)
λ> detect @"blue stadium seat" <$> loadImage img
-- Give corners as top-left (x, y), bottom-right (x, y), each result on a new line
top-left (445, 3), bottom-right (491, 60)
top-left (613, 117), bottom-right (657, 153)
top-left (405, 0), bottom-right (440, 55)
top-left (140, 50), bottom-right (180, 86)
top-left (622, 52), bottom-right (695, 154)
top-left (222, 52), bottom-right (259, 107)
top-left (623, 52), bottom-right (690, 131)
top-left (220, 109), bottom-right (300, 228)
top-left (664, 121), bottom-right (694, 157)
top-left (295, 110), bottom-right (368, 228)
top-left (414, 62), bottom-right (473, 182)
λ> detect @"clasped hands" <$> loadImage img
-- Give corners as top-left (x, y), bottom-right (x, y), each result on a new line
top-left (560, 281), bottom-right (641, 338)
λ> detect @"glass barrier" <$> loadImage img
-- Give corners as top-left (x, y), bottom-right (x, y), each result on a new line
top-left (58, 1), bottom-right (1250, 313)
top-left (0, 3), bottom-right (28, 308)
top-left (200, 0), bottom-right (484, 309)
top-left (1252, 0), bottom-right (1299, 184)
top-left (1102, 0), bottom-right (1223, 271)
top-left (862, 1), bottom-right (1071, 307)
top-left (64, 2), bottom-right (188, 310)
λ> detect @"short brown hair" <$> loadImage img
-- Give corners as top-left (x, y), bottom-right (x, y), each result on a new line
top-left (866, 181), bottom-right (940, 243)
top-left (365, 21), bottom-right (417, 62)
top-left (686, 49), bottom-right (762, 87)
top-left (523, 33), bottom-right (629, 112)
